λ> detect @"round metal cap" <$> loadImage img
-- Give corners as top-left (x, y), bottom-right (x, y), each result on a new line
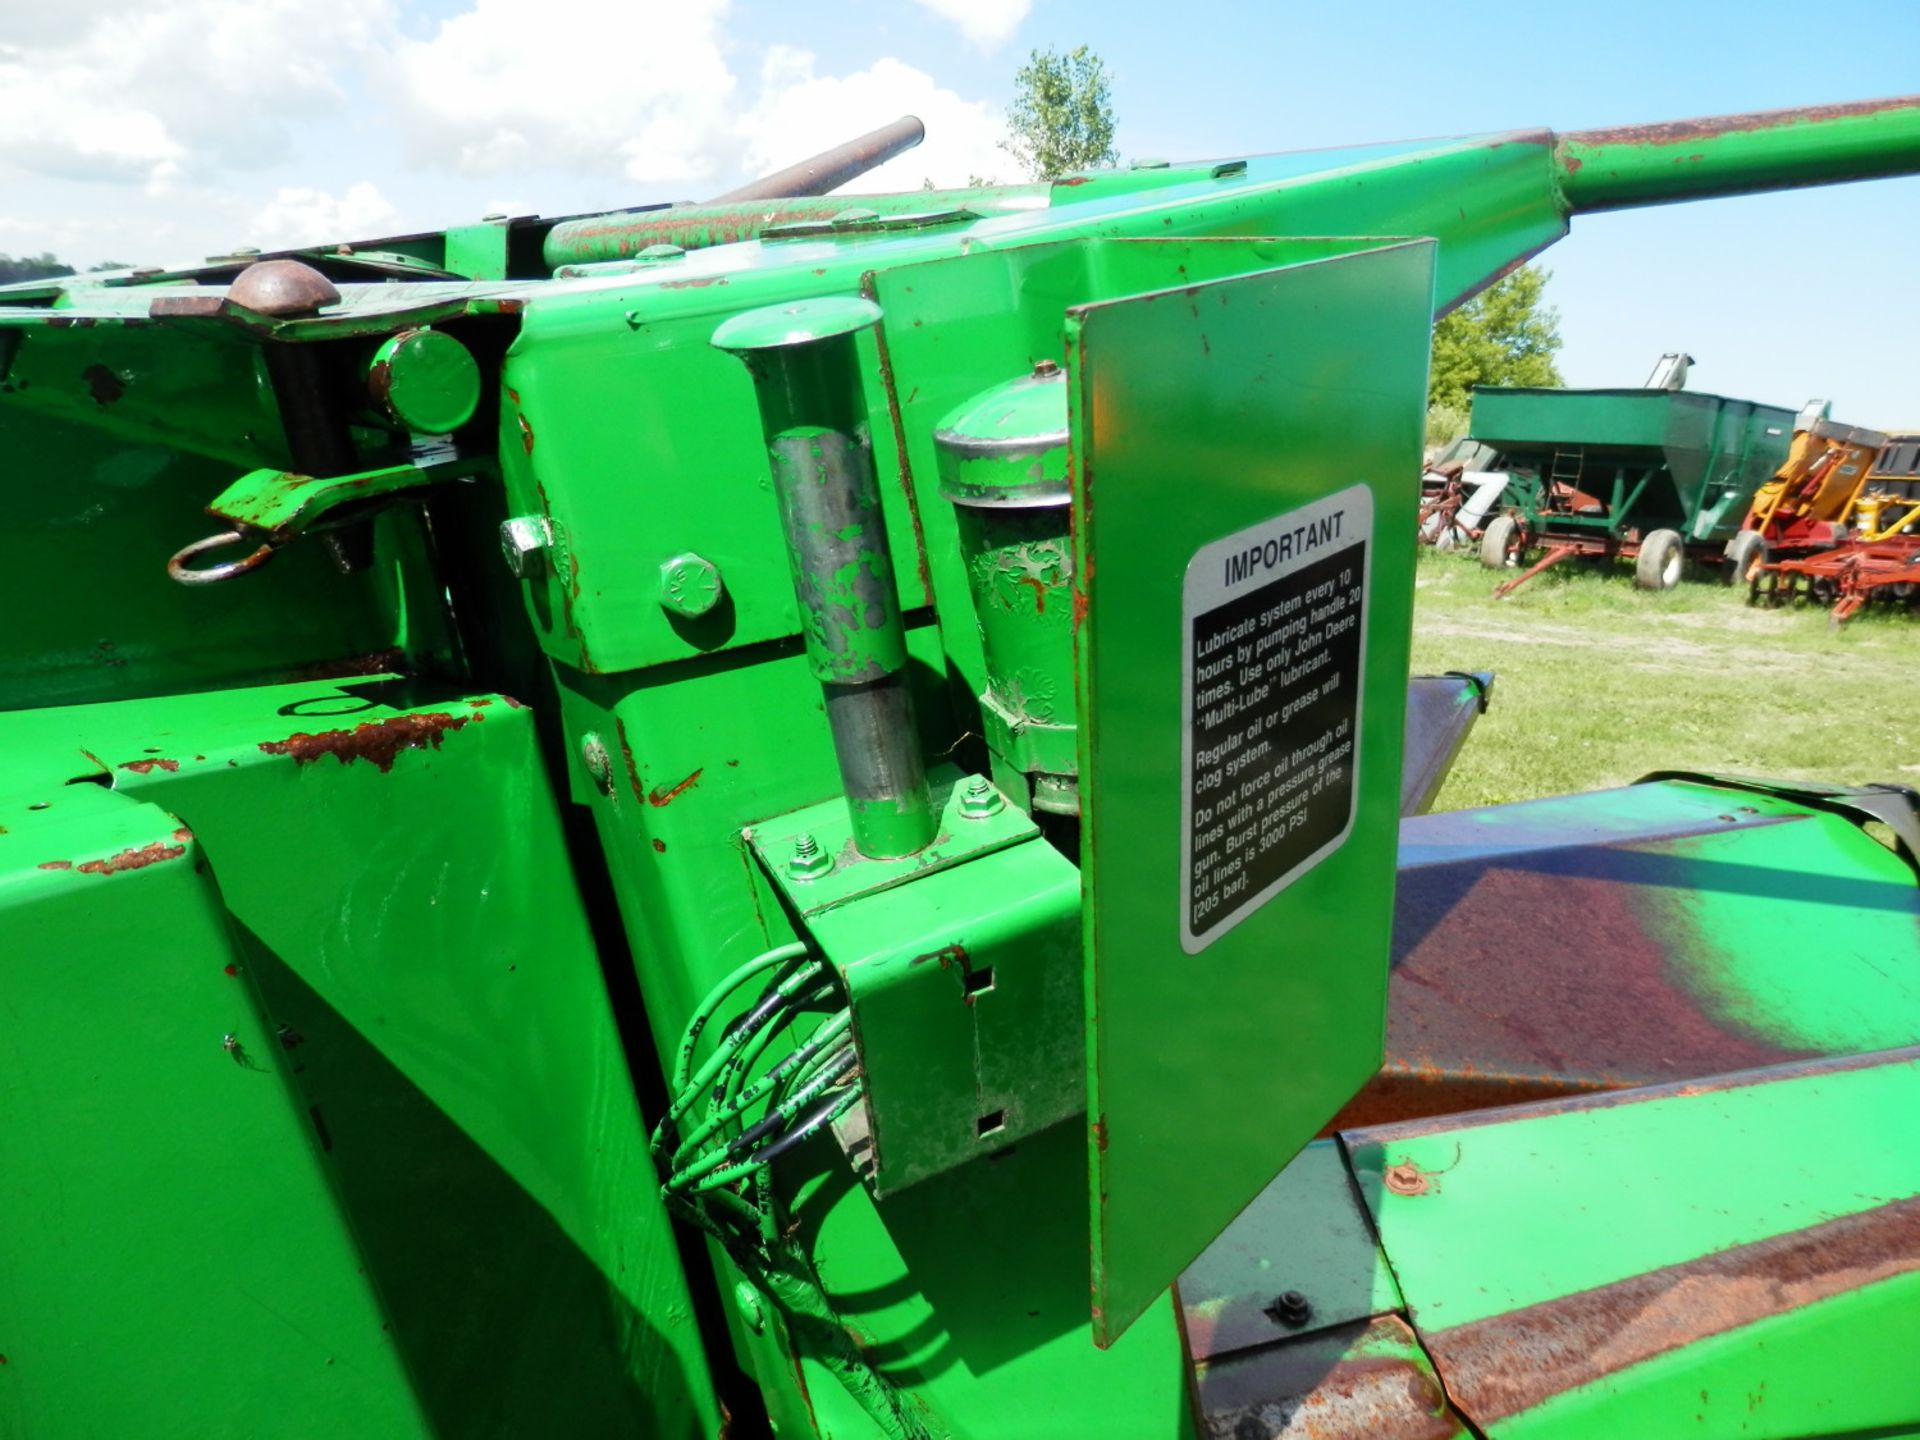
top-left (227, 259), bottom-right (341, 317)
top-left (934, 365), bottom-right (1070, 507)
top-left (367, 328), bottom-right (482, 435)
top-left (711, 296), bottom-right (882, 353)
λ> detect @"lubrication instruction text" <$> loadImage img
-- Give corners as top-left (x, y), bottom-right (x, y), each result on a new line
top-left (1180, 485), bottom-right (1372, 952)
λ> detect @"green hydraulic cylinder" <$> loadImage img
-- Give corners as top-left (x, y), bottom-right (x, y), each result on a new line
top-left (713, 297), bottom-right (937, 859)
top-left (935, 362), bottom-right (1079, 816)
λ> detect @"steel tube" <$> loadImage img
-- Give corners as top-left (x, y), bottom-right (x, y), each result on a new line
top-left (541, 185), bottom-right (1049, 268)
top-left (1555, 94), bottom-right (1920, 213)
top-left (713, 298), bottom-right (936, 859)
top-left (707, 116), bottom-right (926, 204)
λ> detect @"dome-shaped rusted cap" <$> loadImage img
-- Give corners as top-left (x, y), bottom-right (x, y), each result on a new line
top-left (228, 259), bottom-right (341, 317)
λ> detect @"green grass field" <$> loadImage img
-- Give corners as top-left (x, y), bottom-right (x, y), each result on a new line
top-left (1409, 547), bottom-right (1920, 811)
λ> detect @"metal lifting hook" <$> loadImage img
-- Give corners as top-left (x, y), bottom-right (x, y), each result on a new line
top-left (166, 529), bottom-right (277, 585)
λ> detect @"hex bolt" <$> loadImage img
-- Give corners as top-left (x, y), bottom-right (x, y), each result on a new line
top-left (958, 776), bottom-right (1005, 820)
top-left (1265, 1291), bottom-right (1312, 1329)
top-left (580, 732), bottom-right (614, 795)
top-left (500, 515), bottom-right (553, 579)
top-left (658, 552), bottom-right (725, 618)
top-left (787, 832), bottom-right (834, 881)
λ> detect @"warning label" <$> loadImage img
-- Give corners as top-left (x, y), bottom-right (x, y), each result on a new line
top-left (1180, 485), bottom-right (1372, 953)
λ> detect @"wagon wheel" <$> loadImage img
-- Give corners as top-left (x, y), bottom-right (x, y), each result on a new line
top-left (1723, 530), bottom-right (1768, 586)
top-left (1479, 514), bottom-right (1524, 571)
top-left (1634, 529), bottom-right (1685, 591)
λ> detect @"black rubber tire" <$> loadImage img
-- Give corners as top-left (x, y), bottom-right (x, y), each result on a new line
top-left (1722, 529), bottom-right (1768, 585)
top-left (1635, 529), bottom-right (1685, 591)
top-left (1480, 514), bottom-right (1521, 571)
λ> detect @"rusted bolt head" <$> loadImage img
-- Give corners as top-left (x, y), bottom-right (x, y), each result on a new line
top-left (659, 552), bottom-right (724, 618)
top-left (1384, 1160), bottom-right (1430, 1197)
top-left (227, 258), bottom-right (341, 317)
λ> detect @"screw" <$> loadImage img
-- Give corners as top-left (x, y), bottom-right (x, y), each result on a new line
top-left (658, 552), bottom-right (725, 618)
top-left (1265, 1291), bottom-right (1312, 1329)
top-left (958, 776), bottom-right (1004, 820)
top-left (580, 733), bottom-right (614, 794)
top-left (787, 832), bottom-right (833, 881)
top-left (499, 515), bottom-right (553, 579)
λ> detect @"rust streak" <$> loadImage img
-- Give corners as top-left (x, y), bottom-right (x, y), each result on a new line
top-left (1348, 1047), bottom-right (1920, 1147)
top-left (1566, 96), bottom-right (1920, 150)
top-left (77, 842), bottom-right (186, 875)
top-left (615, 719), bottom-right (647, 805)
top-left (38, 860), bottom-right (73, 871)
top-left (259, 712), bottom-right (469, 773)
top-left (647, 768), bottom-right (704, 807)
top-left (1427, 1196), bottom-right (1920, 1424)
top-left (863, 282), bottom-right (934, 606)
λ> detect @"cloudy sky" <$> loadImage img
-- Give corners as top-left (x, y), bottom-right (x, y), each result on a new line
top-left (4, 0), bottom-right (1918, 419)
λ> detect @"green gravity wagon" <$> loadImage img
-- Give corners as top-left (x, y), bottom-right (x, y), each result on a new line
top-left (1473, 383), bottom-right (1800, 594)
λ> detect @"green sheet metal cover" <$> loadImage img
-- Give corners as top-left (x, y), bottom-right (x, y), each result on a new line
top-left (1070, 238), bottom-right (1433, 1345)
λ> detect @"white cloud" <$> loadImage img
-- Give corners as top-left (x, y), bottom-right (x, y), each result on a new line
top-left (0, 0), bottom-right (1012, 262)
top-left (380, 0), bottom-right (740, 184)
top-left (910, 0), bottom-right (1031, 49)
top-left (740, 48), bottom-right (1010, 192)
top-left (0, 0), bottom-right (390, 185)
top-left (246, 181), bottom-right (401, 250)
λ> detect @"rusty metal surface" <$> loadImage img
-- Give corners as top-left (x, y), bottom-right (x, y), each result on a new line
top-left (1563, 95), bottom-right (1920, 151)
top-left (1328, 786), bottom-right (1920, 1132)
top-left (1346, 1044), bottom-right (1920, 1147)
top-left (1194, 1315), bottom-right (1469, 1439)
top-left (706, 115), bottom-right (926, 203)
top-left (1422, 1193), bottom-right (1920, 1425)
top-left (226, 258), bottom-right (342, 317)
top-left (257, 711), bottom-right (470, 772)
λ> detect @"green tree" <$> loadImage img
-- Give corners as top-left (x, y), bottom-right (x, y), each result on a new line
top-left (0, 253), bottom-right (75, 285)
top-left (1428, 266), bottom-right (1563, 412)
top-left (1002, 45), bottom-right (1117, 181)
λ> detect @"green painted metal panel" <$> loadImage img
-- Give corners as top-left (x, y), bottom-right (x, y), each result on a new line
top-left (1488, 1274), bottom-right (1920, 1439)
top-left (1071, 239), bottom-right (1434, 1344)
top-left (804, 833), bottom-right (1083, 1194)
top-left (794, 1112), bottom-right (1198, 1440)
top-left (0, 408), bottom-right (442, 711)
top-left (1348, 1050), bottom-right (1920, 1434)
top-left (0, 680), bottom-right (722, 1438)
top-left (1350, 1052), bottom-right (1920, 1327)
top-left (0, 781), bottom-right (434, 1438)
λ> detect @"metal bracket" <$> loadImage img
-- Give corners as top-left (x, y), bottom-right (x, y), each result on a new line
top-left (745, 768), bottom-right (1036, 918)
top-left (167, 455), bottom-right (492, 585)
